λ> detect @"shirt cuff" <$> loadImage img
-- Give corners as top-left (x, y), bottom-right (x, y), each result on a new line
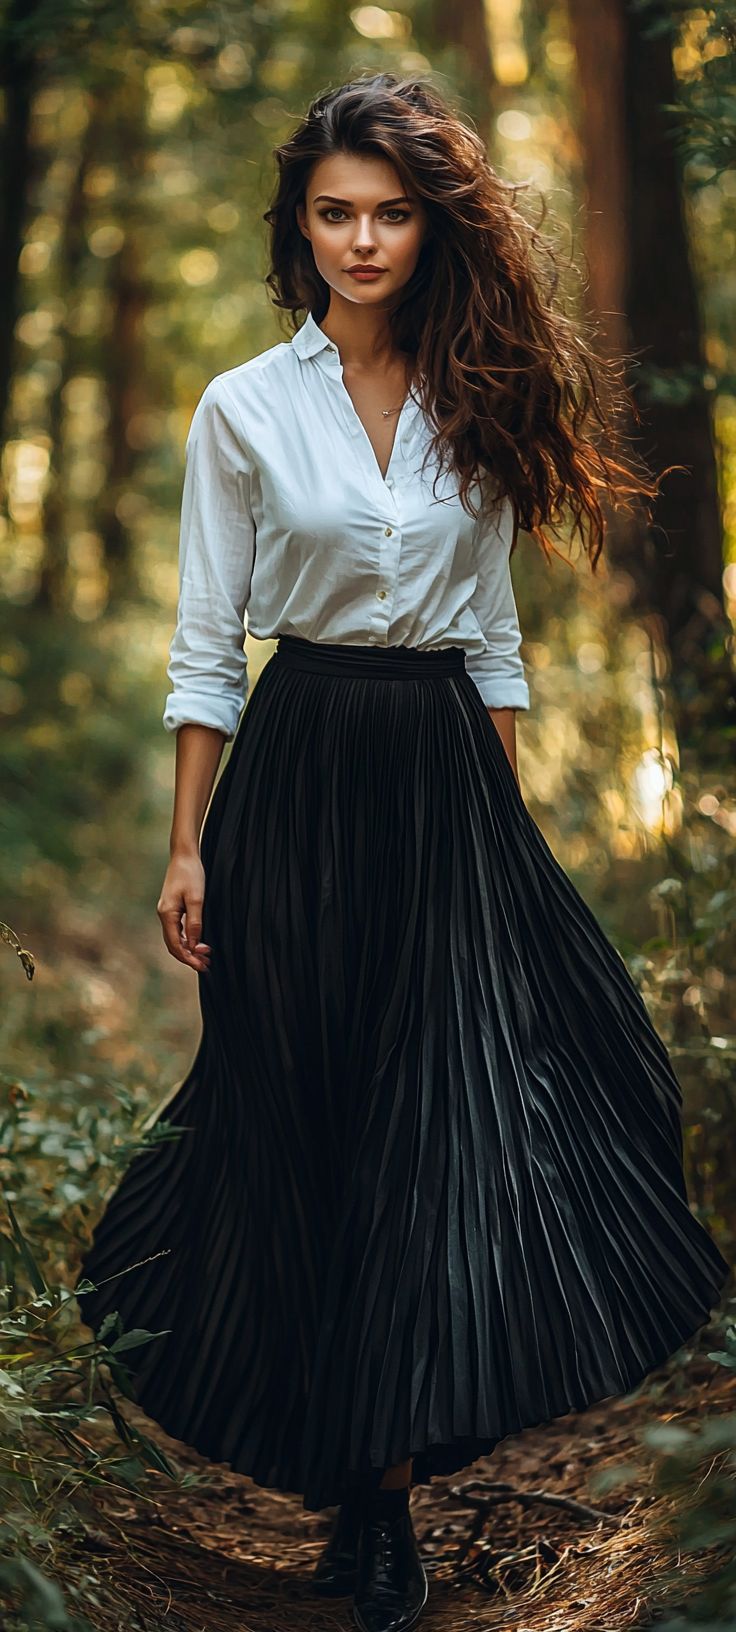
top-left (163, 689), bottom-right (246, 738)
top-left (466, 665), bottom-right (530, 711)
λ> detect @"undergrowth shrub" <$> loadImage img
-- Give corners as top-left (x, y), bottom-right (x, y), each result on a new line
top-left (0, 998), bottom-right (188, 1630)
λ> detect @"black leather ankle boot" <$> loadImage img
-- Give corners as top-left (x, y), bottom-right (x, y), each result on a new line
top-left (312, 1486), bottom-right (364, 1596)
top-left (353, 1492), bottom-right (428, 1632)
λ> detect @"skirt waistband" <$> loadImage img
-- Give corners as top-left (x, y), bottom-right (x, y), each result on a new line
top-left (275, 635), bottom-right (467, 680)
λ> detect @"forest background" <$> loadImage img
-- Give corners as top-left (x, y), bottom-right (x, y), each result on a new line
top-left (1, 0), bottom-right (736, 1628)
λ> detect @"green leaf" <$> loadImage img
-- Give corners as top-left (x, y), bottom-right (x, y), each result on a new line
top-left (644, 1423), bottom-right (694, 1452)
top-left (99, 1393), bottom-right (134, 1447)
top-left (0, 1555), bottom-right (74, 1628)
top-left (3, 1195), bottom-right (47, 1296)
top-left (95, 1311), bottom-right (122, 1344)
top-left (588, 1461), bottom-right (642, 1496)
top-left (698, 1417), bottom-right (736, 1454)
top-left (683, 1518), bottom-right (736, 1551)
top-left (108, 1326), bottom-right (169, 1355)
top-left (110, 1455), bottom-right (147, 1488)
top-left (132, 1429), bottom-right (176, 1478)
top-left (707, 1349), bottom-right (736, 1369)
top-left (105, 1359), bottom-right (138, 1402)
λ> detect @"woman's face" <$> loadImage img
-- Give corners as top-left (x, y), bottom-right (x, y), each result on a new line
top-left (297, 152), bottom-right (427, 309)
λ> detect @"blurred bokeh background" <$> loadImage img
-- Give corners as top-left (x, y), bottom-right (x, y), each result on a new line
top-left (1, 4), bottom-right (736, 1624)
top-left (0, 0), bottom-right (735, 1294)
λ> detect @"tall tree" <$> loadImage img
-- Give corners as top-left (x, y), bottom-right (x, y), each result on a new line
top-left (433, 0), bottom-right (494, 85)
top-left (567, 0), bottom-right (732, 745)
top-left (39, 93), bottom-right (105, 608)
top-left (0, 0), bottom-right (42, 436)
top-left (94, 76), bottom-right (152, 591)
top-left (0, 0), bottom-right (132, 437)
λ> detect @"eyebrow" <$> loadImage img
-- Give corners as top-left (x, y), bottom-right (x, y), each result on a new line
top-left (312, 194), bottom-right (413, 207)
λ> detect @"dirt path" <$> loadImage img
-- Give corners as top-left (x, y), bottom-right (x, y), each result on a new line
top-left (60, 1360), bottom-right (732, 1632)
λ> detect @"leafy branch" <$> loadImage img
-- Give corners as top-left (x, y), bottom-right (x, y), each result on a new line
top-left (0, 1193), bottom-right (179, 1628)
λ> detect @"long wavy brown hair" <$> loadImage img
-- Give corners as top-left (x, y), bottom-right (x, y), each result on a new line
top-left (266, 75), bottom-right (650, 563)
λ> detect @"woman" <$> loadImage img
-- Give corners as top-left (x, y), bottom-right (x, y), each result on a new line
top-left (80, 76), bottom-right (728, 1632)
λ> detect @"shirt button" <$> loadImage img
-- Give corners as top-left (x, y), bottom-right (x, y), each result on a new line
top-left (377, 590), bottom-right (387, 601)
top-left (384, 526), bottom-right (393, 537)
top-left (327, 345), bottom-right (336, 354)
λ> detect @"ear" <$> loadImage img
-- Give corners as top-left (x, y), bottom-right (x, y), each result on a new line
top-left (296, 202), bottom-right (310, 241)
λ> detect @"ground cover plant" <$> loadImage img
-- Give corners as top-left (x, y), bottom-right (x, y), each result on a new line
top-left (0, 992), bottom-right (195, 1630)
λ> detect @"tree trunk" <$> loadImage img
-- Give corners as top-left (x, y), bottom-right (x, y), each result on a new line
top-left (39, 97), bottom-right (106, 609)
top-left (0, 0), bottom-right (40, 439)
top-left (566, 0), bottom-right (629, 356)
top-left (93, 74), bottom-right (153, 598)
top-left (98, 242), bottom-right (150, 593)
top-left (623, 9), bottom-right (724, 643)
top-left (568, 0), bottom-right (732, 749)
top-left (432, 0), bottom-right (494, 96)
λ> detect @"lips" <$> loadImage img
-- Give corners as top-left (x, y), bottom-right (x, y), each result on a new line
top-left (345, 265), bottom-right (386, 280)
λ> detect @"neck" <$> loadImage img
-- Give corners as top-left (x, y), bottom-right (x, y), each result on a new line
top-left (319, 291), bottom-right (396, 368)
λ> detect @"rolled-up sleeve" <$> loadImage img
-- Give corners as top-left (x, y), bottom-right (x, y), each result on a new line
top-left (163, 380), bottom-right (256, 738)
top-left (465, 498), bottom-right (530, 710)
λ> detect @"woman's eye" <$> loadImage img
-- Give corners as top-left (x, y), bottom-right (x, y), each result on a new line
top-left (383, 210), bottom-right (409, 222)
top-left (323, 209), bottom-right (347, 221)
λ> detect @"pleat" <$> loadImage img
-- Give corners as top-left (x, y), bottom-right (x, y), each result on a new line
top-left (78, 652), bottom-right (728, 1511)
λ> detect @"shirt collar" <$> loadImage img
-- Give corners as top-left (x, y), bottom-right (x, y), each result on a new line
top-left (290, 312), bottom-right (423, 437)
top-left (291, 312), bottom-right (334, 361)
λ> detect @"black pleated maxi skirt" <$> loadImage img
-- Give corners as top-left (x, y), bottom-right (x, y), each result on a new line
top-left (79, 636), bottom-right (728, 1511)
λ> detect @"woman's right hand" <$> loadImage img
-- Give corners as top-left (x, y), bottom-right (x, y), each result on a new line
top-left (157, 850), bottom-right (211, 973)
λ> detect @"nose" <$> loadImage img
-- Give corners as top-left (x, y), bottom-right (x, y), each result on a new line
top-left (352, 212), bottom-right (377, 256)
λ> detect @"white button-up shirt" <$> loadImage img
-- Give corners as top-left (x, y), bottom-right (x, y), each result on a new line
top-left (164, 312), bottom-right (530, 737)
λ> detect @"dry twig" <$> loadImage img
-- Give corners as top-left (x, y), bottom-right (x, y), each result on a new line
top-left (0, 920), bottom-right (34, 980)
top-left (450, 1478), bottom-right (627, 1530)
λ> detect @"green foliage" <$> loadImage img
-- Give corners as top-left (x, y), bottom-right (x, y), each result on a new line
top-left (0, 1556), bottom-right (80, 1632)
top-left (623, 776), bottom-right (736, 1250)
top-left (640, 1396), bottom-right (736, 1628)
top-left (0, 1064), bottom-right (188, 1630)
top-left (633, 1), bottom-right (736, 577)
top-left (0, 604), bottom-right (165, 916)
top-left (0, 1264), bottom-right (173, 1629)
top-left (635, 1), bottom-right (736, 178)
top-left (0, 1068), bottom-right (183, 1274)
top-left (0, 0), bottom-right (133, 65)
top-left (709, 1322), bottom-right (736, 1374)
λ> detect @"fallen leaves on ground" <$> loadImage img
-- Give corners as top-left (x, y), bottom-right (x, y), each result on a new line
top-left (29, 1354), bottom-right (733, 1632)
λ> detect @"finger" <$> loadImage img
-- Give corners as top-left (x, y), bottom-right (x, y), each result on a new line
top-left (180, 948), bottom-right (209, 971)
top-left (157, 895), bottom-right (208, 970)
top-left (159, 907), bottom-right (197, 966)
top-left (180, 930), bottom-right (211, 963)
top-left (170, 937), bottom-right (209, 971)
top-left (157, 903), bottom-right (182, 951)
top-left (183, 902), bottom-right (204, 951)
